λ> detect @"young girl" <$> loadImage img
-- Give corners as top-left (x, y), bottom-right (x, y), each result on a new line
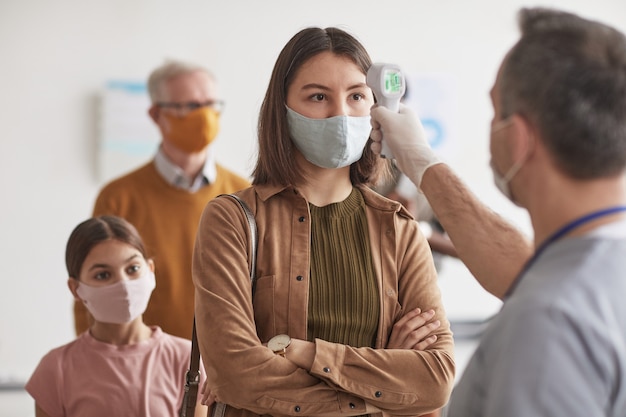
top-left (192, 27), bottom-right (454, 417)
top-left (26, 215), bottom-right (207, 417)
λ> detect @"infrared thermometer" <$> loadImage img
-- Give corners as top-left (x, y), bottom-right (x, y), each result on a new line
top-left (366, 63), bottom-right (406, 159)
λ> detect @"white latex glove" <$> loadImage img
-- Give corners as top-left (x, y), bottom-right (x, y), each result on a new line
top-left (370, 103), bottom-right (442, 189)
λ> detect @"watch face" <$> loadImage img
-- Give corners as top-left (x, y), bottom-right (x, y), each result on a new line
top-left (268, 334), bottom-right (290, 351)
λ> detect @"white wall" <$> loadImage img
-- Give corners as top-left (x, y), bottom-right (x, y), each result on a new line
top-left (1, 0), bottom-right (625, 393)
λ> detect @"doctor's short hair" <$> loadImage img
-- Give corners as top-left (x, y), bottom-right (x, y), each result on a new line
top-left (253, 26), bottom-right (389, 187)
top-left (65, 216), bottom-right (148, 280)
top-left (499, 7), bottom-right (626, 179)
top-left (147, 59), bottom-right (215, 103)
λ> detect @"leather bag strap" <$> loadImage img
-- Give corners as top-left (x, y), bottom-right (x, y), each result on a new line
top-left (180, 194), bottom-right (257, 417)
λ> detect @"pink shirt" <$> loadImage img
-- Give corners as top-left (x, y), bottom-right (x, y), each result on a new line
top-left (26, 326), bottom-right (204, 417)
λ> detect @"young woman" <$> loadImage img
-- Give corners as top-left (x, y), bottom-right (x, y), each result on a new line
top-left (26, 215), bottom-right (207, 417)
top-left (192, 27), bottom-right (454, 417)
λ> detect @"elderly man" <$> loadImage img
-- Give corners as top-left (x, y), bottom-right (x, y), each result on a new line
top-left (74, 60), bottom-right (250, 339)
top-left (371, 7), bottom-right (626, 416)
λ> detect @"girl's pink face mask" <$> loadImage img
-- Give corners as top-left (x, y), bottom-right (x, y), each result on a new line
top-left (76, 271), bottom-right (156, 324)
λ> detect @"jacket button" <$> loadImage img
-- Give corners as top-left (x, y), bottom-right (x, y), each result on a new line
top-left (296, 275), bottom-right (303, 281)
top-left (323, 367), bottom-right (331, 373)
top-left (375, 391), bottom-right (382, 397)
top-left (294, 406), bottom-right (301, 412)
top-left (299, 216), bottom-right (306, 222)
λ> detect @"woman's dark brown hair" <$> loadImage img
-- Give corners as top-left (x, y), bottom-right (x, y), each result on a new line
top-left (65, 215), bottom-right (147, 280)
top-left (253, 26), bottom-right (389, 186)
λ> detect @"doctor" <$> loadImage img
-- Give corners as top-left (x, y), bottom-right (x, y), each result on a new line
top-left (370, 7), bottom-right (626, 416)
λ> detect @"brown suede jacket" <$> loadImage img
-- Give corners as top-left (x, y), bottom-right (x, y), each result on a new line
top-left (192, 184), bottom-right (455, 417)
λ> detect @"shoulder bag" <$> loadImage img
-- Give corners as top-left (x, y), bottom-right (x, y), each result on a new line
top-left (179, 193), bottom-right (257, 417)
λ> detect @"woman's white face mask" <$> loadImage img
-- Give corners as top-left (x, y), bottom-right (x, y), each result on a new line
top-left (286, 106), bottom-right (372, 169)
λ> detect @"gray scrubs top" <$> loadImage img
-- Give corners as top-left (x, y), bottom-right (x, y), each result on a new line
top-left (447, 221), bottom-right (626, 417)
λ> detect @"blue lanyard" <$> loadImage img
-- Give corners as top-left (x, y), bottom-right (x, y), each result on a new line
top-left (504, 205), bottom-right (626, 298)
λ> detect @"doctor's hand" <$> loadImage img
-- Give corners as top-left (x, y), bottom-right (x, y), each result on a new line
top-left (370, 104), bottom-right (442, 190)
top-left (387, 308), bottom-right (440, 350)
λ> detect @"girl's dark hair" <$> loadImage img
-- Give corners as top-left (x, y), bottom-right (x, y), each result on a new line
top-left (253, 26), bottom-right (389, 186)
top-left (65, 215), bottom-right (147, 279)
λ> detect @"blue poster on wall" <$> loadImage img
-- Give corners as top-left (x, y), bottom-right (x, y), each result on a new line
top-left (97, 80), bottom-right (160, 183)
top-left (403, 73), bottom-right (459, 162)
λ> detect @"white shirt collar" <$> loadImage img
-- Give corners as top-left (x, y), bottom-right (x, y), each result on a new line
top-left (154, 146), bottom-right (217, 192)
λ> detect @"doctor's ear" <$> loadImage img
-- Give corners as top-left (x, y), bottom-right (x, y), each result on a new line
top-left (509, 114), bottom-right (537, 159)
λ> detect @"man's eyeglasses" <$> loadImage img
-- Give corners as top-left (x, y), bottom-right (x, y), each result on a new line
top-left (157, 100), bottom-right (225, 116)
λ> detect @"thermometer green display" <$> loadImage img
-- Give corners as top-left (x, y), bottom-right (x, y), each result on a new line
top-left (366, 63), bottom-right (406, 158)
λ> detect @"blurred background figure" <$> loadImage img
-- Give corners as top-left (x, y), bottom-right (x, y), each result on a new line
top-left (377, 165), bottom-right (457, 270)
top-left (374, 80), bottom-right (457, 270)
top-left (74, 60), bottom-right (250, 339)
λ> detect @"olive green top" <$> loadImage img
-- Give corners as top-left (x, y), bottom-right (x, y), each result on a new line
top-left (308, 188), bottom-right (379, 348)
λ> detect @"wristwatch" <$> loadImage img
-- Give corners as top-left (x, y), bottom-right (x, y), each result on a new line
top-left (268, 334), bottom-right (291, 357)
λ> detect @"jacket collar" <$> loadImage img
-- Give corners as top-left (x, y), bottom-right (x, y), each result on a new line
top-left (252, 183), bottom-right (413, 219)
